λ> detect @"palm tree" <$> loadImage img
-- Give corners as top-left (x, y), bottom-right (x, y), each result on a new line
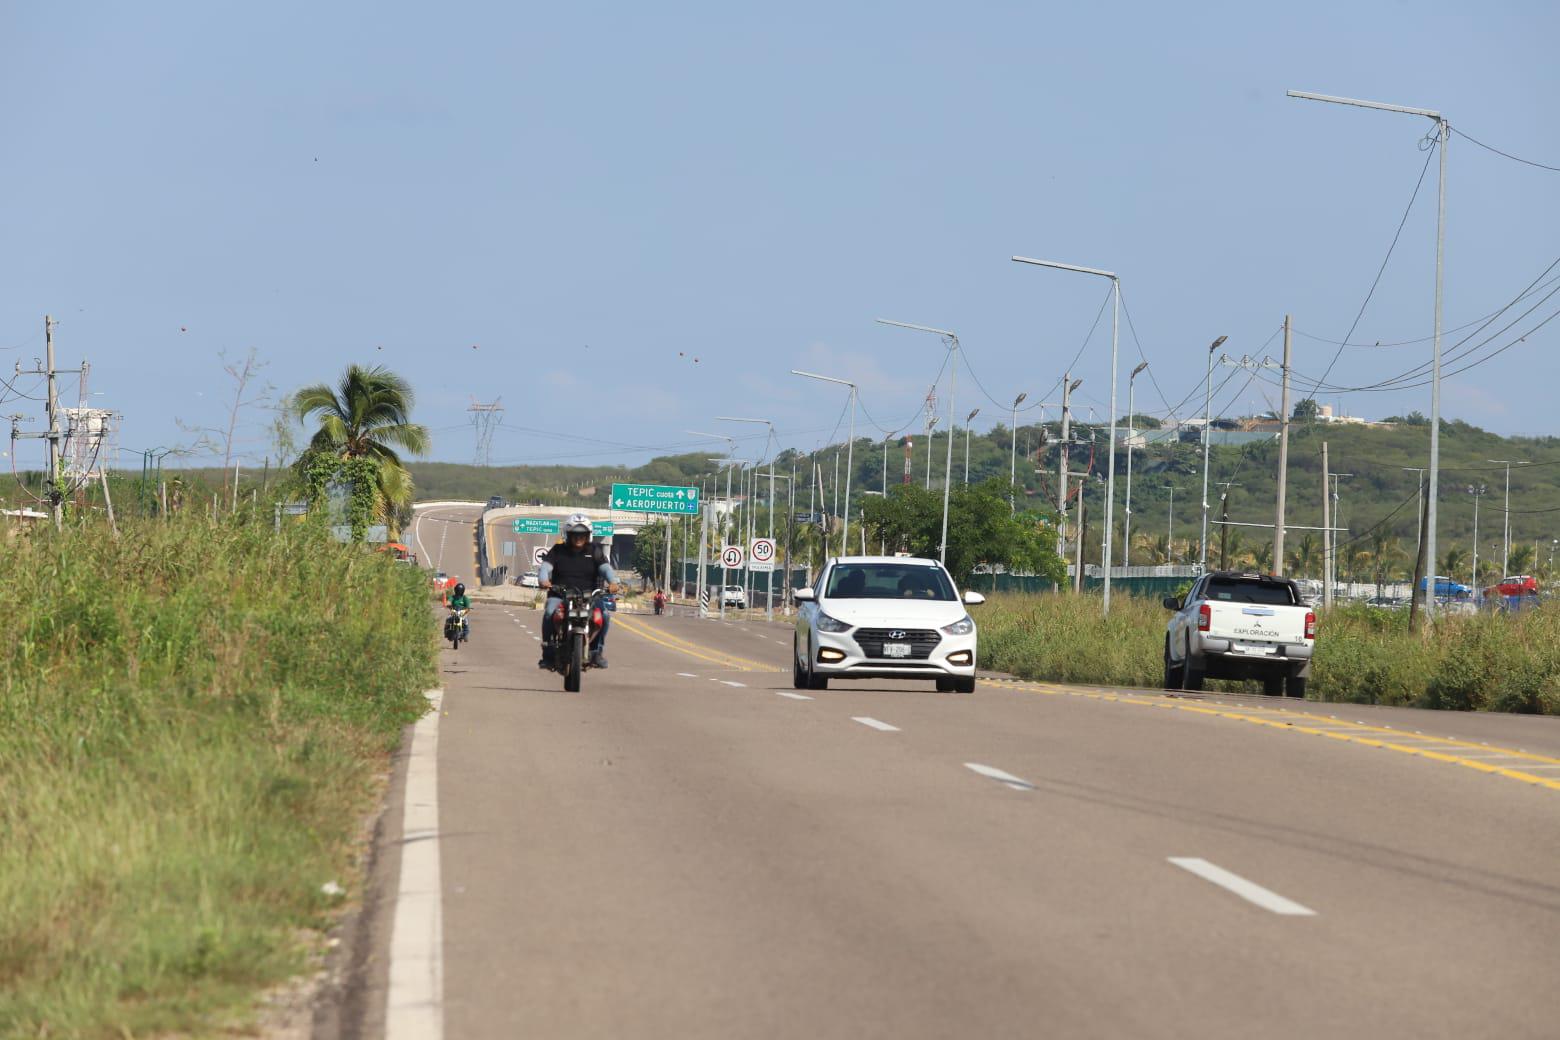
top-left (1369, 531), bottom-right (1403, 599)
top-left (1287, 532), bottom-right (1320, 579)
top-left (1251, 541), bottom-right (1274, 574)
top-left (1440, 546), bottom-right (1469, 583)
top-left (1508, 542), bottom-right (1536, 576)
top-left (294, 365), bottom-right (429, 534)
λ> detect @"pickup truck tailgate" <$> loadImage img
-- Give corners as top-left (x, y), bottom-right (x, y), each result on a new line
top-left (1207, 603), bottom-right (1308, 644)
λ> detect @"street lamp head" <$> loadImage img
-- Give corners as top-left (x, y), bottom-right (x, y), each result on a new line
top-left (1012, 391), bottom-right (1027, 408)
top-left (791, 369), bottom-right (856, 390)
top-left (1011, 256), bottom-right (1117, 281)
top-left (1210, 335), bottom-right (1228, 352)
top-left (1131, 361), bottom-right (1149, 379)
top-left (966, 408), bottom-right (980, 422)
top-left (1069, 378), bottom-right (1083, 393)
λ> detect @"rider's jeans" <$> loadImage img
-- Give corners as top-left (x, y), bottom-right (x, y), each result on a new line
top-left (542, 596), bottom-right (609, 652)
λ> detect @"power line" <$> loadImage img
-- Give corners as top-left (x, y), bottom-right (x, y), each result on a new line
top-left (1454, 125), bottom-right (1560, 174)
top-left (1304, 138), bottom-right (1438, 403)
top-left (1290, 268), bottom-right (1560, 347)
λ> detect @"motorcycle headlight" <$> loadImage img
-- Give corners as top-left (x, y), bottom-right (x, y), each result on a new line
top-left (941, 615), bottom-right (975, 636)
top-left (815, 612), bottom-right (853, 633)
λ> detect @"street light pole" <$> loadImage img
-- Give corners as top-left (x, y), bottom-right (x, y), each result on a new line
top-left (1289, 89), bottom-right (1448, 621)
top-left (792, 370), bottom-right (857, 561)
top-left (1008, 391), bottom-right (1026, 511)
top-left (1199, 335), bottom-right (1228, 571)
top-left (1125, 363), bottom-right (1148, 567)
top-left (963, 407), bottom-right (980, 483)
top-left (877, 319), bottom-right (959, 564)
top-left (1013, 256), bottom-right (1122, 613)
top-left (1487, 459), bottom-right (1527, 578)
top-left (1163, 486), bottom-right (1176, 563)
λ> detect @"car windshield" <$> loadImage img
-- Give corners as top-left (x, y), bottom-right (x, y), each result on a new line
top-left (824, 563), bottom-right (956, 601)
top-left (1204, 577), bottom-right (1296, 605)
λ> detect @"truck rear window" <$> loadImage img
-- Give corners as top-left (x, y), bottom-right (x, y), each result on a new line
top-left (1205, 578), bottom-right (1296, 605)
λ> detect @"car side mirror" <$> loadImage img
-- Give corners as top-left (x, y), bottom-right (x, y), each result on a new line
top-left (1162, 596), bottom-right (1181, 610)
top-left (793, 587), bottom-right (816, 603)
top-left (962, 590), bottom-right (986, 606)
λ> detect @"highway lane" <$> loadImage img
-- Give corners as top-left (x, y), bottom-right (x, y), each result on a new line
top-left (410, 502), bottom-right (483, 585)
top-left (357, 604), bottom-right (1560, 1038)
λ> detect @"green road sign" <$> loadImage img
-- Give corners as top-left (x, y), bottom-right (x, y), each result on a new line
top-left (611, 482), bottom-right (700, 515)
top-left (594, 521), bottom-right (615, 537)
top-left (512, 518), bottom-right (560, 535)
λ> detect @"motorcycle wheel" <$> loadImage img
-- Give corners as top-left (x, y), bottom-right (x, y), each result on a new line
top-left (564, 632), bottom-right (584, 692)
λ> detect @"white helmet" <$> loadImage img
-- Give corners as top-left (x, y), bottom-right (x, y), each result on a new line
top-left (563, 513), bottom-right (593, 537)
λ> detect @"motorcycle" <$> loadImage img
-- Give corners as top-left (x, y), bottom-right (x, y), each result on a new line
top-left (444, 608), bottom-right (469, 650)
top-left (544, 587), bottom-right (611, 692)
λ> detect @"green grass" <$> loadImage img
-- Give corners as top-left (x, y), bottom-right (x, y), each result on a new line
top-left (978, 593), bottom-right (1560, 714)
top-left (0, 515), bottom-right (437, 1038)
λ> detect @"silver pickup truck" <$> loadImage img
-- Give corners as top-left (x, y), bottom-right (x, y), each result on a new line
top-left (1162, 572), bottom-right (1314, 696)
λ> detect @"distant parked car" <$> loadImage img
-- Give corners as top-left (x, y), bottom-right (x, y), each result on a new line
top-left (722, 585), bottom-right (748, 608)
top-left (486, 495), bottom-right (507, 510)
top-left (519, 571), bottom-right (541, 588)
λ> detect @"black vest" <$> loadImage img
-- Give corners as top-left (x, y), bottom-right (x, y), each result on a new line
top-left (546, 542), bottom-right (605, 593)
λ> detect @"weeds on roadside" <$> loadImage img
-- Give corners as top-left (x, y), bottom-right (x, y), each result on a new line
top-left (0, 515), bottom-right (436, 1038)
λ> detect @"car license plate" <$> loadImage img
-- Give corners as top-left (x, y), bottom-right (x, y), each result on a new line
top-left (1233, 643), bottom-right (1275, 655)
top-left (883, 642), bottom-right (912, 658)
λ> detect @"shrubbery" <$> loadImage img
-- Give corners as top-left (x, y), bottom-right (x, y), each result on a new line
top-left (0, 515), bottom-right (436, 1037)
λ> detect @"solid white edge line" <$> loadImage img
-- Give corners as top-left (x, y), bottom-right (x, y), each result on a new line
top-left (963, 762), bottom-right (1035, 790)
top-left (852, 716), bottom-right (901, 732)
top-left (1168, 857), bottom-right (1316, 916)
top-left (385, 689), bottom-right (444, 1040)
top-left (775, 691), bottom-right (813, 700)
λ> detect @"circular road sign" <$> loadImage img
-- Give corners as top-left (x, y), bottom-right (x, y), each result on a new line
top-left (721, 545), bottom-right (745, 569)
top-left (531, 545), bottom-right (548, 567)
top-left (750, 538), bottom-right (775, 563)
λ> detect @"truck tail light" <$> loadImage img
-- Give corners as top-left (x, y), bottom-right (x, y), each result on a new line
top-left (1305, 610), bottom-right (1316, 640)
top-left (1197, 603), bottom-right (1211, 632)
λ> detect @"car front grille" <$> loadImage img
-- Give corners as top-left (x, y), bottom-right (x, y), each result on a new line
top-left (853, 628), bottom-right (941, 660)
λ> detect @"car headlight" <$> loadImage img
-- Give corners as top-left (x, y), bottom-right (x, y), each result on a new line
top-left (815, 612), bottom-right (853, 633)
top-left (941, 615), bottom-right (975, 636)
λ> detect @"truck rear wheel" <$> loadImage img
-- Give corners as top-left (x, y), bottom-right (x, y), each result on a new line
top-left (1263, 673), bottom-right (1285, 696)
top-left (1286, 674), bottom-right (1308, 699)
top-left (1180, 642), bottom-right (1204, 692)
top-left (1163, 641), bottom-right (1183, 690)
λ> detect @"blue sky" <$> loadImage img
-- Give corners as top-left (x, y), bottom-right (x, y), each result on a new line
top-left (3, 1), bottom-right (1556, 471)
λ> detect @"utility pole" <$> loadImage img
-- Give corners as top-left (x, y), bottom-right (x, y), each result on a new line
top-left (1321, 442), bottom-right (1331, 607)
top-left (1124, 363), bottom-right (1148, 565)
top-left (963, 407), bottom-right (979, 483)
top-left (1008, 391), bottom-right (1027, 512)
top-left (1487, 458), bottom-right (1527, 578)
top-left (1468, 484), bottom-right (1485, 590)
top-left (13, 316), bottom-right (88, 530)
top-left (1329, 470), bottom-right (1353, 602)
top-left (1199, 335), bottom-right (1229, 571)
top-left (1163, 485), bottom-right (1176, 564)
top-left (1073, 476), bottom-right (1087, 593)
top-left (1058, 375), bottom-right (1080, 559)
top-left (1215, 481), bottom-right (1241, 570)
top-left (1273, 315), bottom-right (1293, 576)
top-left (1402, 467), bottom-right (1427, 556)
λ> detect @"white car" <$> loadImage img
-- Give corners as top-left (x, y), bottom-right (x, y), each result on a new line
top-left (722, 585), bottom-right (748, 608)
top-left (792, 556), bottom-right (985, 693)
top-left (518, 571), bottom-right (541, 588)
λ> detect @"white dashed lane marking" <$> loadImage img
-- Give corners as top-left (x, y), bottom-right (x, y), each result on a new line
top-left (852, 716), bottom-right (900, 732)
top-left (1168, 858), bottom-right (1316, 916)
top-left (964, 762), bottom-right (1035, 791)
top-left (775, 691), bottom-right (812, 701)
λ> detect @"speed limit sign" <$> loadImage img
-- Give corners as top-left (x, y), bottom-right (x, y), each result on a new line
top-left (749, 537), bottom-right (775, 572)
top-left (721, 545), bottom-right (745, 569)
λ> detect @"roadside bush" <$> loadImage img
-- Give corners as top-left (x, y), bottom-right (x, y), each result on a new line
top-left (0, 515), bottom-right (436, 1038)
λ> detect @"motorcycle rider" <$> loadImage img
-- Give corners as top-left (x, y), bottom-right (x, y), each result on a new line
top-left (446, 582), bottom-right (472, 639)
top-left (538, 515), bottom-right (618, 668)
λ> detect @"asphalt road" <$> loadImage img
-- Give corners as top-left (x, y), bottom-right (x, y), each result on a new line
top-left (356, 514), bottom-right (1560, 1037)
top-left (410, 503), bottom-right (483, 586)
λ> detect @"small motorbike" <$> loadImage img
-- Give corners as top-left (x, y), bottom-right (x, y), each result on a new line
top-left (444, 608), bottom-right (469, 650)
top-left (545, 588), bottom-right (611, 692)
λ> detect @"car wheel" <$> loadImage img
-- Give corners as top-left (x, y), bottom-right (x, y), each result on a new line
top-left (1163, 640), bottom-right (1184, 690)
top-left (1286, 674), bottom-right (1308, 699)
top-left (792, 636), bottom-right (808, 690)
top-left (936, 677), bottom-right (955, 692)
top-left (953, 677), bottom-right (976, 694)
top-left (1181, 640), bottom-right (1204, 692)
top-left (805, 643), bottom-right (828, 691)
top-left (1263, 673), bottom-right (1286, 696)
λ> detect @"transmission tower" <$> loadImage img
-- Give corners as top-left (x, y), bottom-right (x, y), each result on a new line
top-left (468, 398), bottom-right (504, 466)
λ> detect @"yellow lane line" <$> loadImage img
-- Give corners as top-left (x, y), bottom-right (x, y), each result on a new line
top-left (988, 679), bottom-right (1560, 793)
top-left (614, 615), bottom-right (778, 673)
